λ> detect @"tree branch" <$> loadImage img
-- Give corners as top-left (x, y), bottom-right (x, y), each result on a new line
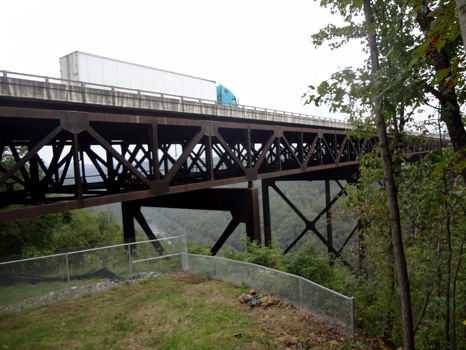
top-left (414, 284), bottom-right (434, 333)
top-left (422, 82), bottom-right (447, 103)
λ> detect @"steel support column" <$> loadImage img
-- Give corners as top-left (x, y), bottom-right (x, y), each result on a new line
top-left (122, 201), bottom-right (136, 256)
top-left (325, 179), bottom-right (333, 256)
top-left (262, 179), bottom-right (272, 248)
top-left (121, 201), bottom-right (165, 255)
top-left (131, 205), bottom-right (165, 255)
top-left (210, 219), bottom-right (241, 255)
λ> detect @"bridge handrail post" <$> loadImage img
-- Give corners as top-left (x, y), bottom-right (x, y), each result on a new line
top-left (161, 94), bottom-right (166, 111)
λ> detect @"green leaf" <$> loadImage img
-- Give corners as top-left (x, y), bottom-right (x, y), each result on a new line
top-left (317, 81), bottom-right (330, 95)
top-left (334, 87), bottom-right (346, 102)
top-left (432, 68), bottom-right (451, 85)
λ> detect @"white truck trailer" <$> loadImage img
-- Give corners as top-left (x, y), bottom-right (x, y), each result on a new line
top-left (59, 51), bottom-right (237, 104)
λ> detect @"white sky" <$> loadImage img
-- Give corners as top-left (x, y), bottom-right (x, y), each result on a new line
top-left (1, 0), bottom-right (366, 120)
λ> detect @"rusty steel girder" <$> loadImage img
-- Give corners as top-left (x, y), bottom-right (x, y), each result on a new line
top-left (0, 106), bottom-right (444, 222)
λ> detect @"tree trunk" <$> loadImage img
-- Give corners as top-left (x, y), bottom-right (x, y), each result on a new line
top-left (445, 202), bottom-right (452, 347)
top-left (456, 0), bottom-right (466, 49)
top-left (416, 4), bottom-right (466, 185)
top-left (452, 233), bottom-right (466, 350)
top-left (363, 1), bottom-right (415, 349)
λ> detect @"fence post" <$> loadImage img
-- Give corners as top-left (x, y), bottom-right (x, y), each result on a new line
top-left (66, 253), bottom-right (71, 298)
top-left (179, 235), bottom-right (183, 271)
top-left (128, 243), bottom-right (133, 281)
top-left (299, 278), bottom-right (303, 310)
top-left (351, 297), bottom-right (355, 340)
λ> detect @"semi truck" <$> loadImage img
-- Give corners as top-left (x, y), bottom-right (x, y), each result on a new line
top-left (59, 51), bottom-right (238, 106)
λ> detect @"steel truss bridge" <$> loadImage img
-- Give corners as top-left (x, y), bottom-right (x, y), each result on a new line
top-left (0, 73), bottom-right (446, 264)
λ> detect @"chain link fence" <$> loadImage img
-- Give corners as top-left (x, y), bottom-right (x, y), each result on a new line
top-left (0, 236), bottom-right (184, 314)
top-left (184, 254), bottom-right (354, 338)
top-left (0, 234), bottom-right (354, 338)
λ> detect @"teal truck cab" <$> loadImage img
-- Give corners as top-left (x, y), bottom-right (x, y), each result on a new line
top-left (217, 85), bottom-right (239, 107)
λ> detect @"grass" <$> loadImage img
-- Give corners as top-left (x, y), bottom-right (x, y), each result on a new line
top-left (0, 272), bottom-right (360, 349)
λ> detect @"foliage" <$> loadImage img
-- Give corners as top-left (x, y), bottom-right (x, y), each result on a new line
top-left (187, 240), bottom-right (212, 255)
top-left (339, 146), bottom-right (466, 348)
top-left (0, 146), bottom-right (29, 192)
top-left (304, 0), bottom-right (466, 143)
top-left (284, 239), bottom-right (339, 287)
top-left (305, 1), bottom-right (433, 132)
top-left (228, 237), bottom-right (288, 271)
top-left (301, 0), bottom-right (466, 347)
top-left (0, 209), bottom-right (122, 258)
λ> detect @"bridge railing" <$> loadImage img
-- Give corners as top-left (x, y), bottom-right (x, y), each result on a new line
top-left (0, 233), bottom-right (355, 338)
top-left (1, 70), bottom-right (347, 126)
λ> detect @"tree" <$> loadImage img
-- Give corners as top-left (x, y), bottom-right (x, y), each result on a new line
top-left (1, 145), bottom-right (29, 192)
top-left (413, 0), bottom-right (466, 185)
top-left (457, 0), bottom-right (466, 47)
top-left (307, 0), bottom-right (419, 347)
top-left (305, 1), bottom-right (466, 347)
top-left (363, 1), bottom-right (415, 347)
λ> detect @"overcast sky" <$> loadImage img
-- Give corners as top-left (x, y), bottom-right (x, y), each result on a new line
top-left (2, 0), bottom-right (365, 120)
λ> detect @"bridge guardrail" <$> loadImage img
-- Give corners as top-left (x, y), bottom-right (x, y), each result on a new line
top-left (1, 70), bottom-right (348, 126)
top-left (0, 70), bottom-right (453, 140)
top-left (0, 233), bottom-right (354, 338)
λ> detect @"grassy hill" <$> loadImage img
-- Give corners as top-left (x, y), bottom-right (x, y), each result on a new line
top-left (0, 272), bottom-right (375, 350)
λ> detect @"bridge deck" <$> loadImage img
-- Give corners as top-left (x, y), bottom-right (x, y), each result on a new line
top-left (0, 72), bottom-right (348, 128)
